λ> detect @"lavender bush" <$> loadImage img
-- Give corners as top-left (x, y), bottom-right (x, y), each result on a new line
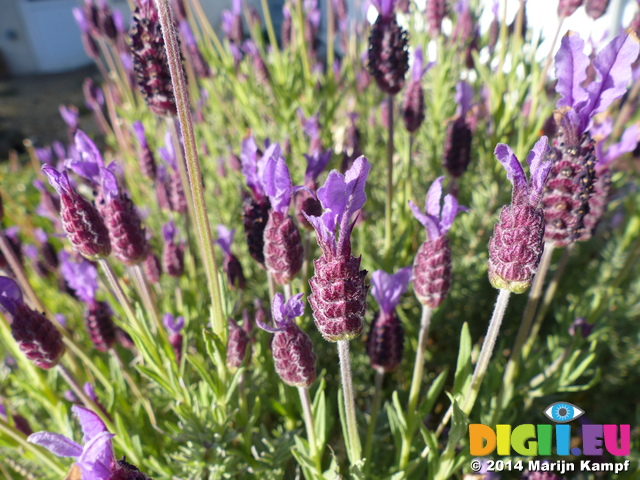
top-left (1, 1), bottom-right (640, 479)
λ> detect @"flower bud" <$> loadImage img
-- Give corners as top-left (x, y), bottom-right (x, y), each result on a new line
top-left (264, 212), bottom-right (304, 285)
top-left (367, 311), bottom-right (404, 372)
top-left (100, 193), bottom-right (149, 266)
top-left (226, 318), bottom-right (251, 368)
top-left (0, 405), bottom-right (33, 437)
top-left (85, 300), bottom-right (116, 352)
top-left (11, 304), bottom-right (65, 369)
top-left (144, 251), bottom-right (162, 283)
top-left (413, 236), bottom-right (452, 308)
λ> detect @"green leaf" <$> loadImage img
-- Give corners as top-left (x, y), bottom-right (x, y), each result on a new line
top-left (418, 368), bottom-right (449, 419)
top-left (312, 379), bottom-right (327, 450)
top-left (136, 365), bottom-right (176, 396)
top-left (453, 323), bottom-right (472, 399)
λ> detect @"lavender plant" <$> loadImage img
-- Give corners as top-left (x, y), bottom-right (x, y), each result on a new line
top-left (2, 0), bottom-right (640, 478)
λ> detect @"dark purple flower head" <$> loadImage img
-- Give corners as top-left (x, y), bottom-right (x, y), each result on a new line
top-left (304, 149), bottom-right (332, 185)
top-left (59, 251), bottom-right (99, 304)
top-left (568, 317), bottom-right (594, 338)
top-left (305, 156), bottom-right (371, 257)
top-left (163, 313), bottom-right (185, 334)
top-left (555, 31), bottom-right (640, 139)
top-left (409, 176), bottom-right (466, 241)
top-left (28, 406), bottom-right (116, 480)
top-left (262, 144), bottom-right (293, 215)
top-left (241, 134), bottom-right (268, 199)
top-left (370, 266), bottom-right (412, 314)
top-left (494, 137), bottom-right (552, 207)
top-left (215, 224), bottom-right (235, 256)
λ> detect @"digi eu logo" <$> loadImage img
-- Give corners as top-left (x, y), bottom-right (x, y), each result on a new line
top-left (469, 402), bottom-right (630, 457)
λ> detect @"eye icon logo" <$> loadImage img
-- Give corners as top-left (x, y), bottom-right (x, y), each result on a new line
top-left (544, 402), bottom-right (585, 423)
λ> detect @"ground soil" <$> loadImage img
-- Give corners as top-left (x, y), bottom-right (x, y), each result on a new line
top-left (0, 65), bottom-right (101, 159)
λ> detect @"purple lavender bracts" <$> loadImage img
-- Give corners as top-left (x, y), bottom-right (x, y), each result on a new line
top-left (488, 138), bottom-right (552, 293)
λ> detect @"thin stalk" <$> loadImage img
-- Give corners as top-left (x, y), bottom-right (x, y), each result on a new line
top-left (399, 306), bottom-right (433, 468)
top-left (98, 259), bottom-right (138, 326)
top-left (327, 0), bottom-right (335, 77)
top-left (384, 94), bottom-right (395, 259)
top-left (338, 340), bottom-right (362, 464)
top-left (613, 79), bottom-right (640, 138)
top-left (403, 134), bottom-right (414, 216)
top-left (523, 244), bottom-right (573, 358)
top-left (364, 368), bottom-right (384, 475)
top-left (0, 418), bottom-right (66, 476)
top-left (284, 283), bottom-right (293, 300)
top-left (436, 289), bottom-right (511, 436)
top-left (298, 386), bottom-right (323, 478)
top-left (167, 118), bottom-right (196, 227)
top-left (492, 244), bottom-right (555, 418)
top-left (268, 273), bottom-right (277, 302)
top-left (260, 0), bottom-right (281, 68)
top-left (187, 0), bottom-right (225, 58)
top-left (155, 0), bottom-right (226, 343)
top-left (294, 0), bottom-right (312, 82)
top-left (131, 264), bottom-right (165, 338)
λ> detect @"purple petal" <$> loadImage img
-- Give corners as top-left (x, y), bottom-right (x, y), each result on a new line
top-left (73, 7), bottom-right (88, 32)
top-left (526, 137), bottom-right (552, 205)
top-left (408, 200), bottom-right (441, 240)
top-left (100, 167), bottom-right (119, 201)
top-left (83, 383), bottom-right (97, 402)
top-left (132, 121), bottom-right (148, 147)
top-left (304, 149), bottom-right (332, 184)
top-left (591, 117), bottom-right (614, 141)
top-left (178, 20), bottom-right (196, 47)
top-left (602, 124), bottom-right (639, 167)
top-left (35, 147), bottom-right (54, 165)
top-left (340, 155), bottom-right (371, 225)
top-left (303, 212), bottom-right (336, 252)
top-left (74, 130), bottom-right (104, 170)
top-left (0, 276), bottom-right (24, 316)
top-left (425, 176), bottom-right (444, 218)
top-left (317, 170), bottom-right (347, 233)
top-left (240, 134), bottom-right (263, 197)
top-left (554, 32), bottom-right (590, 110)
top-left (271, 293), bottom-right (285, 327)
top-left (371, 0), bottom-right (394, 17)
top-left (24, 244), bottom-right (39, 261)
top-left (582, 31), bottom-right (640, 122)
top-left (59, 105), bottom-right (79, 130)
top-left (72, 405), bottom-right (108, 443)
top-left (163, 313), bottom-right (185, 333)
top-left (159, 130), bottom-right (177, 170)
top-left (283, 293), bottom-right (305, 321)
top-left (59, 251), bottom-right (99, 303)
top-left (298, 109), bottom-right (320, 139)
top-left (27, 432), bottom-right (82, 458)
top-left (370, 266), bottom-right (412, 313)
top-left (35, 228), bottom-right (49, 244)
top-left (494, 143), bottom-right (527, 201)
top-left (215, 224), bottom-right (235, 255)
top-left (162, 222), bottom-right (177, 243)
top-left (42, 165), bottom-right (72, 196)
top-left (439, 194), bottom-right (464, 234)
top-left (455, 81), bottom-right (474, 117)
top-left (412, 47), bottom-right (424, 82)
top-left (77, 431), bottom-right (115, 480)
top-left (262, 147), bottom-right (292, 214)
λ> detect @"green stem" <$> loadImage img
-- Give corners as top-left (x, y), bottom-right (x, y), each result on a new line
top-left (98, 259), bottom-right (138, 326)
top-left (295, 0), bottom-right (312, 82)
top-left (155, 0), bottom-right (226, 343)
top-left (399, 305), bottom-right (432, 468)
top-left (403, 134), bottom-right (414, 216)
top-left (384, 94), bottom-right (395, 260)
top-left (364, 368), bottom-right (384, 475)
top-left (338, 340), bottom-right (362, 464)
top-left (327, 0), bottom-right (335, 78)
top-left (298, 386), bottom-right (323, 478)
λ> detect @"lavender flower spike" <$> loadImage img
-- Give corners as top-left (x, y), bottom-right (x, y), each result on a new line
top-left (488, 138), bottom-right (552, 293)
top-left (42, 165), bottom-right (111, 260)
top-left (402, 47), bottom-right (431, 133)
top-left (306, 156), bottom-right (371, 342)
top-left (162, 221), bottom-right (184, 277)
top-left (28, 405), bottom-right (153, 479)
top-left (443, 81), bottom-right (474, 178)
top-left (262, 145), bottom-right (304, 285)
top-left (216, 224), bottom-right (246, 290)
top-left (409, 177), bottom-right (465, 307)
top-left (258, 293), bottom-right (316, 387)
top-left (0, 277), bottom-right (65, 369)
top-left (367, 266), bottom-right (411, 372)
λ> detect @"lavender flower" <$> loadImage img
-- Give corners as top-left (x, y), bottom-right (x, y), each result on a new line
top-left (342, 113), bottom-right (362, 171)
top-left (558, 0), bottom-right (583, 18)
top-left (216, 225), bottom-right (246, 290)
top-left (543, 31), bottom-right (639, 246)
top-left (258, 293), bottom-right (316, 387)
top-left (73, 7), bottom-right (100, 59)
top-left (28, 405), bottom-right (153, 480)
top-left (0, 277), bottom-right (65, 369)
top-left (368, 0), bottom-right (409, 95)
top-left (162, 221), bottom-right (184, 277)
top-left (402, 47), bottom-right (431, 133)
top-left (241, 134), bottom-right (271, 267)
top-left (242, 40), bottom-right (270, 86)
top-left (133, 121), bottom-right (157, 180)
top-left (221, 0), bottom-right (243, 44)
top-left (227, 317), bottom-right (251, 368)
top-left (409, 177), bottom-right (465, 307)
top-left (488, 138), bottom-right (552, 293)
top-left (144, 251), bottom-right (162, 283)
top-left (568, 317), bottom-right (594, 338)
top-left (281, 4), bottom-right (293, 48)
top-left (179, 20), bottom-right (212, 78)
top-left (306, 156), bottom-right (371, 342)
top-left (71, 131), bottom-right (149, 266)
top-left (585, 0), bottom-right (610, 19)
top-left (443, 81), bottom-right (474, 178)
top-left (59, 105), bottom-right (80, 136)
top-left (129, 0), bottom-right (177, 116)
top-left (367, 266), bottom-right (411, 372)
top-left (0, 405), bottom-right (32, 437)
top-left (262, 145), bottom-right (304, 285)
top-left (42, 165), bottom-right (111, 260)
top-left (159, 129), bottom-right (188, 214)
top-left (164, 313), bottom-right (184, 362)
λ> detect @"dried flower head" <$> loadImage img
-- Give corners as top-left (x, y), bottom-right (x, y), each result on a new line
top-left (488, 137), bottom-right (552, 293)
top-left (258, 293), bottom-right (316, 387)
top-left (306, 156), bottom-right (370, 342)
